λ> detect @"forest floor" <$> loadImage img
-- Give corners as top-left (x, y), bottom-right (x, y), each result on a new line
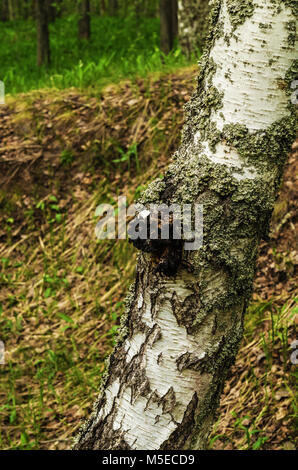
top-left (0, 66), bottom-right (297, 450)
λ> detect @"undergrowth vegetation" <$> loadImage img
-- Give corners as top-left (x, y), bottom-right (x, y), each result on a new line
top-left (0, 15), bottom-right (192, 94)
top-left (0, 69), bottom-right (297, 450)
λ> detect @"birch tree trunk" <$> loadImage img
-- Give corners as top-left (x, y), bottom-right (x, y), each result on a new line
top-left (178, 0), bottom-right (211, 57)
top-left (74, 0), bottom-right (297, 450)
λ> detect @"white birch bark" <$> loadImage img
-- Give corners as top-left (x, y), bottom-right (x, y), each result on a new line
top-left (74, 0), bottom-right (297, 450)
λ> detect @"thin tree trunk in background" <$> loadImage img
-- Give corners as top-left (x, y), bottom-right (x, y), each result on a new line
top-left (73, 0), bottom-right (297, 450)
top-left (178, 0), bottom-right (211, 57)
top-left (23, 0), bottom-right (33, 20)
top-left (160, 0), bottom-right (178, 54)
top-left (134, 0), bottom-right (142, 17)
top-left (48, 0), bottom-right (61, 23)
top-left (78, 0), bottom-right (91, 40)
top-left (100, 0), bottom-right (106, 15)
top-left (95, 0), bottom-right (104, 15)
top-left (171, 0), bottom-right (178, 41)
top-left (8, 0), bottom-right (16, 20)
top-left (48, 2), bottom-right (55, 23)
top-left (36, 0), bottom-right (50, 66)
top-left (109, 0), bottom-right (118, 16)
top-left (28, 0), bottom-right (36, 20)
top-left (0, 0), bottom-right (9, 21)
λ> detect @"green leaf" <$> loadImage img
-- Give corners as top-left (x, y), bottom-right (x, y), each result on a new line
top-left (44, 288), bottom-right (52, 298)
top-left (58, 313), bottom-right (74, 323)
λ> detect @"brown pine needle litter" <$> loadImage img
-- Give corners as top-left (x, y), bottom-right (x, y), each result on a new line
top-left (0, 67), bottom-right (297, 450)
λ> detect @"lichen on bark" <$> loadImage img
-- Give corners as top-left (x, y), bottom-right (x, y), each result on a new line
top-left (226, 0), bottom-right (255, 30)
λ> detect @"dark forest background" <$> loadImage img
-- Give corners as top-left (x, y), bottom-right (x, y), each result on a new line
top-left (0, 0), bottom-right (196, 94)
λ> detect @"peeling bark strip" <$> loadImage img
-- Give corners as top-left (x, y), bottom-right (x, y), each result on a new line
top-left (74, 0), bottom-right (297, 450)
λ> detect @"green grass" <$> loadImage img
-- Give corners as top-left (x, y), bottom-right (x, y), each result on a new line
top-left (209, 297), bottom-right (297, 450)
top-left (0, 14), bottom-right (193, 94)
top-left (0, 186), bottom-right (136, 449)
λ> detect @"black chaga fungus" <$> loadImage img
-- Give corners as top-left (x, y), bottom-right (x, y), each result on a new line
top-left (128, 209), bottom-right (183, 276)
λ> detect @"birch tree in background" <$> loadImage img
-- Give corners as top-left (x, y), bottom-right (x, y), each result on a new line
top-left (178, 0), bottom-right (211, 57)
top-left (74, 0), bottom-right (297, 450)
